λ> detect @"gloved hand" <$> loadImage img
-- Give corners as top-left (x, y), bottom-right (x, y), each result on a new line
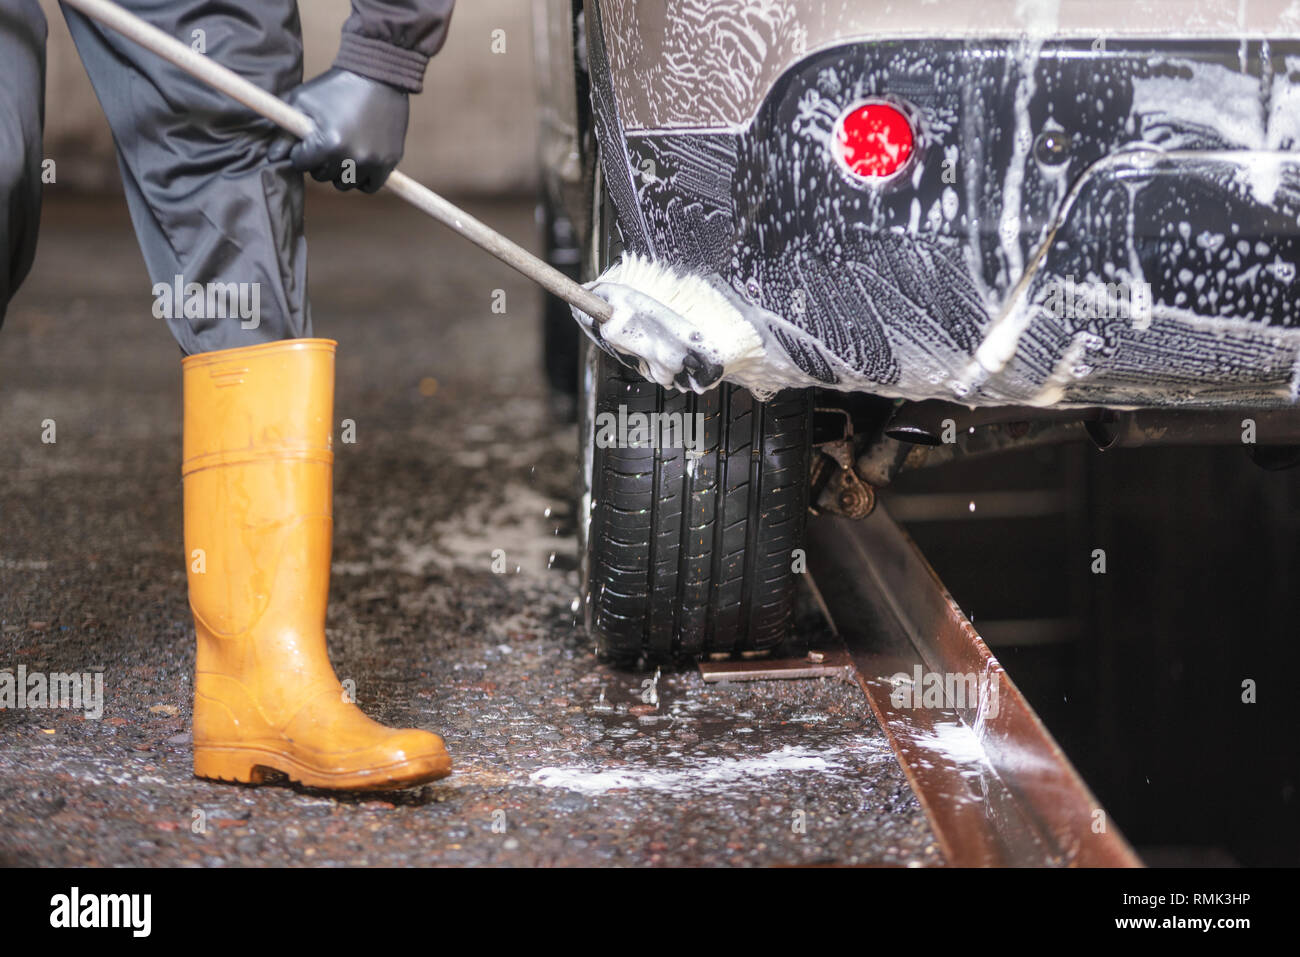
top-left (269, 67), bottom-right (409, 193)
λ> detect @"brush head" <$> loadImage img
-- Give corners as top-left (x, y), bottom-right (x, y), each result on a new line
top-left (571, 254), bottom-right (766, 394)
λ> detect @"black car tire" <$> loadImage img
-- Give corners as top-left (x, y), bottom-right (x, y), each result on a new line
top-left (579, 342), bottom-right (814, 665)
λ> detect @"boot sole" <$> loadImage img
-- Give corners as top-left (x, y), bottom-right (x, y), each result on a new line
top-left (194, 745), bottom-right (452, 791)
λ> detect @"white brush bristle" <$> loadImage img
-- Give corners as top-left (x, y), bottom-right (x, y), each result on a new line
top-left (601, 254), bottom-right (738, 321)
top-left (587, 253), bottom-right (767, 393)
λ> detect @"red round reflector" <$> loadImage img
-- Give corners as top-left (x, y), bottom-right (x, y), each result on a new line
top-left (835, 102), bottom-right (915, 179)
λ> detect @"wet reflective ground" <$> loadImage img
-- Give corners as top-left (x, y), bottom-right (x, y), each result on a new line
top-left (0, 195), bottom-right (941, 866)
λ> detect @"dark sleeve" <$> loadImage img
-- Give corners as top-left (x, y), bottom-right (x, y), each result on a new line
top-left (333, 0), bottom-right (456, 94)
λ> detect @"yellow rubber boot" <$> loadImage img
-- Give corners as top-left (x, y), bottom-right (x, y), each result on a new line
top-left (183, 339), bottom-right (451, 790)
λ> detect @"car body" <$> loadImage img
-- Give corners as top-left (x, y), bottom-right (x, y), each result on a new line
top-left (541, 0), bottom-right (1300, 410)
top-left (532, 1), bottom-right (1300, 661)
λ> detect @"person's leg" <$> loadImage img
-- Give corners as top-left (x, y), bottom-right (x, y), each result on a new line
top-left (61, 0), bottom-right (308, 352)
top-left (0, 0), bottom-right (47, 327)
top-left (63, 0), bottom-right (450, 789)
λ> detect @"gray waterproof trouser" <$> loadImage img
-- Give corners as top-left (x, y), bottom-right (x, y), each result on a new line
top-left (1, 0), bottom-right (311, 353)
top-left (0, 0), bottom-right (45, 327)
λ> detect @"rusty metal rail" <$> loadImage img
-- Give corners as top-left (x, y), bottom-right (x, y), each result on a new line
top-left (806, 507), bottom-right (1141, 867)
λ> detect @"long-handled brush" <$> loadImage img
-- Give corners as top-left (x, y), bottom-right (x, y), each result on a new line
top-left (61, 0), bottom-right (770, 394)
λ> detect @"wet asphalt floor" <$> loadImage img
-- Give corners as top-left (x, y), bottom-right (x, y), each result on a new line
top-left (0, 194), bottom-right (942, 867)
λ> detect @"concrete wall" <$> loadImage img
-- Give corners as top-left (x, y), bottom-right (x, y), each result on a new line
top-left (38, 0), bottom-right (540, 195)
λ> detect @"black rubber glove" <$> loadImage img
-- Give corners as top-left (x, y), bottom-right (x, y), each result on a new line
top-left (269, 68), bottom-right (409, 193)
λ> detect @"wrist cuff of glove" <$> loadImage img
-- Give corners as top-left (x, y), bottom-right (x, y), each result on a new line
top-left (334, 32), bottom-right (428, 93)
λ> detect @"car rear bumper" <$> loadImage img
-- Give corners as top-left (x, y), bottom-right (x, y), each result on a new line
top-left (586, 13), bottom-right (1300, 408)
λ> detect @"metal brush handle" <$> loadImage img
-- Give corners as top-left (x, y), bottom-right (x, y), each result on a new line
top-left (61, 0), bottom-right (616, 324)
